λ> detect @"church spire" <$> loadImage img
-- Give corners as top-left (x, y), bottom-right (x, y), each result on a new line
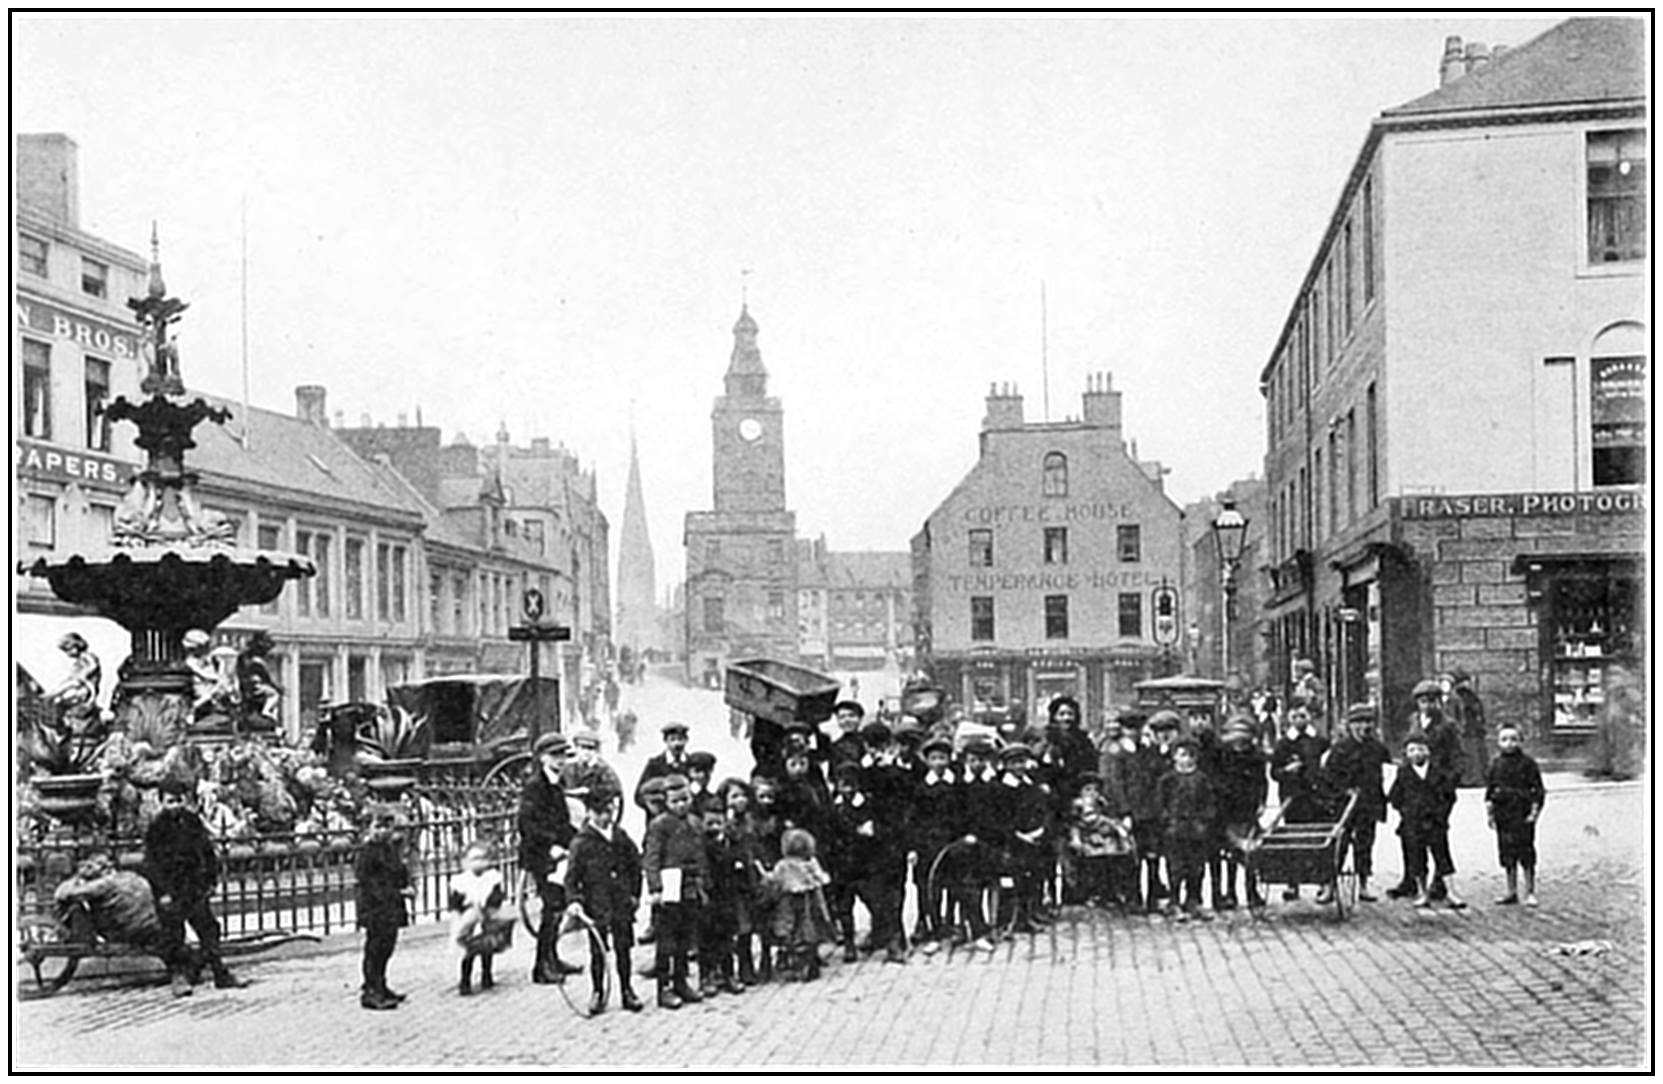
top-left (615, 425), bottom-right (658, 653)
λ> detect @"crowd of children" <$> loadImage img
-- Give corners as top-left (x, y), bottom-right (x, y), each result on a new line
top-left (345, 685), bottom-right (1548, 1015)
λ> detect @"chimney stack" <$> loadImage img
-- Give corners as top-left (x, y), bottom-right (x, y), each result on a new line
top-left (1439, 35), bottom-right (1467, 87)
top-left (1464, 41), bottom-right (1491, 75)
top-left (295, 385), bottom-right (328, 426)
top-left (1491, 43), bottom-right (1508, 63)
top-left (981, 381), bottom-right (1025, 431)
top-left (1081, 371), bottom-right (1123, 432)
top-left (16, 133), bottom-right (79, 227)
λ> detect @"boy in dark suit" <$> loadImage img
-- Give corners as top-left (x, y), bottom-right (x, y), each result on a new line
top-left (1485, 723), bottom-right (1545, 907)
top-left (911, 735), bottom-right (960, 952)
top-left (145, 777), bottom-right (247, 996)
top-left (633, 722), bottom-right (691, 813)
top-left (995, 743), bottom-right (1050, 935)
top-left (1157, 739), bottom-right (1217, 921)
top-left (354, 804), bottom-right (414, 1010)
top-left (565, 787), bottom-right (645, 1015)
top-left (1387, 731), bottom-right (1466, 909)
top-left (642, 774), bottom-right (710, 1009)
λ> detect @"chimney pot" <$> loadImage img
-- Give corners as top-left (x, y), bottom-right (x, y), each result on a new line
top-left (1439, 34), bottom-right (1467, 87)
top-left (1464, 41), bottom-right (1490, 74)
top-left (295, 385), bottom-right (327, 426)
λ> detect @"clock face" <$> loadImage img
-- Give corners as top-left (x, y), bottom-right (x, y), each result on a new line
top-left (739, 418), bottom-right (763, 442)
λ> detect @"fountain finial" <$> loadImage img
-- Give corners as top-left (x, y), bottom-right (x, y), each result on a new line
top-left (147, 220), bottom-right (166, 299)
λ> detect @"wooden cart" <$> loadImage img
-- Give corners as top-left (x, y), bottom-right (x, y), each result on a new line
top-left (1245, 789), bottom-right (1361, 920)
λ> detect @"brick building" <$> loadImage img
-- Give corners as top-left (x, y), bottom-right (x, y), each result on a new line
top-left (1256, 18), bottom-right (1647, 758)
top-left (913, 375), bottom-right (1184, 728)
top-left (684, 306), bottom-right (798, 686)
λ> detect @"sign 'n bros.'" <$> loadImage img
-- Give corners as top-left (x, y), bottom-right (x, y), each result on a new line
top-left (16, 299), bottom-right (141, 359)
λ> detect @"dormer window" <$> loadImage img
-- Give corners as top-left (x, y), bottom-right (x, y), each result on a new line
top-left (1042, 452), bottom-right (1068, 497)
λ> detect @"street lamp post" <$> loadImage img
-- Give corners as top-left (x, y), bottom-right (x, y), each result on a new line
top-left (1211, 497), bottom-right (1250, 693)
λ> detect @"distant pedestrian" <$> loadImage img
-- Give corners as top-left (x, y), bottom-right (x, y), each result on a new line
top-left (1485, 724), bottom-right (1545, 907)
top-left (448, 838), bottom-right (511, 996)
top-left (1445, 669), bottom-right (1489, 788)
top-left (354, 804), bottom-right (415, 1010)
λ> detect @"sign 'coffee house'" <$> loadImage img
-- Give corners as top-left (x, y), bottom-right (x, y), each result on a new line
top-left (1346, 485), bottom-right (1645, 764)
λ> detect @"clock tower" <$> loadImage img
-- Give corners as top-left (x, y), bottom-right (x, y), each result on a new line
top-left (684, 305), bottom-right (799, 684)
top-left (712, 305), bottom-right (786, 513)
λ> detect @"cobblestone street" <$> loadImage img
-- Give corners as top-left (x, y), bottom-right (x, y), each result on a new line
top-left (13, 776), bottom-right (1647, 1069)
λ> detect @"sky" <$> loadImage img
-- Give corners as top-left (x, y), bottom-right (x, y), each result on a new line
top-left (14, 13), bottom-right (1569, 592)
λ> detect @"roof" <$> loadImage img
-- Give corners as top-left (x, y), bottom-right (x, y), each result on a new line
top-left (825, 551), bottom-right (911, 590)
top-left (187, 393), bottom-right (426, 523)
top-left (1386, 18), bottom-right (1647, 118)
top-left (1258, 16), bottom-right (1647, 387)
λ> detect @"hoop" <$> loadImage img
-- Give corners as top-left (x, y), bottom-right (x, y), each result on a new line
top-left (551, 908), bottom-right (610, 1019)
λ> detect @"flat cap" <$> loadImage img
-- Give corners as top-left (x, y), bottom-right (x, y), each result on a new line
top-left (533, 732), bottom-right (570, 757)
top-left (661, 720), bottom-right (690, 735)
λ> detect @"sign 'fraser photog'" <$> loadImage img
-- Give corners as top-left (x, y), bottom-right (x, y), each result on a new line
top-left (1399, 490), bottom-right (1645, 519)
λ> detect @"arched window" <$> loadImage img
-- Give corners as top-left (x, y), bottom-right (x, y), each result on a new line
top-left (1590, 322), bottom-right (1647, 486)
top-left (1042, 452), bottom-right (1068, 497)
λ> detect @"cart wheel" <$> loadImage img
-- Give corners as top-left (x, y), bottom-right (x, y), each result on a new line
top-left (18, 916), bottom-right (81, 995)
top-left (483, 752), bottom-right (534, 789)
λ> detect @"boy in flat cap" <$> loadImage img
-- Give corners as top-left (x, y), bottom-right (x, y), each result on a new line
top-left (633, 722), bottom-right (691, 814)
top-left (995, 743), bottom-right (1050, 934)
top-left (1389, 680), bottom-right (1464, 900)
top-left (641, 774), bottom-right (710, 1008)
top-left (954, 739), bottom-right (1002, 950)
top-left (565, 786), bottom-right (645, 1014)
top-left (1485, 723), bottom-right (1545, 907)
top-left (685, 750), bottom-right (718, 810)
top-left (519, 732), bottom-right (581, 983)
top-left (910, 735), bottom-right (960, 951)
top-left (1386, 730), bottom-right (1465, 909)
top-left (1157, 739), bottom-right (1217, 921)
top-left (1130, 711), bottom-right (1182, 912)
top-left (826, 761), bottom-right (906, 963)
top-left (354, 804), bottom-right (414, 1009)
top-left (1212, 716), bottom-right (1268, 910)
top-left (1322, 703), bottom-right (1391, 903)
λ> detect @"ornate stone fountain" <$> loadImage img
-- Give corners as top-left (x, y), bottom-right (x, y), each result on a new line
top-left (19, 229), bottom-right (315, 764)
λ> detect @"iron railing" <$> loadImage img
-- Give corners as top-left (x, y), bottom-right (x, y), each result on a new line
top-left (16, 781), bottom-right (525, 942)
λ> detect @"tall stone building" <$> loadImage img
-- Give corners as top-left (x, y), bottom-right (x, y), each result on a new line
top-left (913, 376), bottom-right (1184, 728)
top-left (614, 430), bottom-right (660, 656)
top-left (683, 306), bottom-right (798, 686)
top-left (1257, 17), bottom-right (1646, 762)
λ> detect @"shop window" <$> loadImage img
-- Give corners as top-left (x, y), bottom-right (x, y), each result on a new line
top-left (1591, 353), bottom-right (1646, 486)
top-left (1117, 524), bottom-right (1141, 563)
top-left (1042, 452), bottom-right (1068, 497)
top-left (20, 233), bottom-right (47, 276)
top-left (1118, 592), bottom-right (1142, 638)
top-left (971, 596), bottom-right (995, 641)
top-left (703, 595), bottom-right (725, 634)
top-left (1587, 129), bottom-right (1646, 263)
top-left (84, 358), bottom-right (111, 451)
top-left (1043, 527), bottom-right (1068, 565)
top-left (969, 528), bottom-right (994, 567)
top-left (1044, 595), bottom-right (1069, 640)
top-left (1547, 571), bottom-right (1640, 730)
top-left (23, 339), bottom-right (51, 439)
top-left (81, 257), bottom-right (108, 298)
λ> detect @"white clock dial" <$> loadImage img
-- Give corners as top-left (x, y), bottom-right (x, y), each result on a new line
top-left (739, 418), bottom-right (763, 442)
